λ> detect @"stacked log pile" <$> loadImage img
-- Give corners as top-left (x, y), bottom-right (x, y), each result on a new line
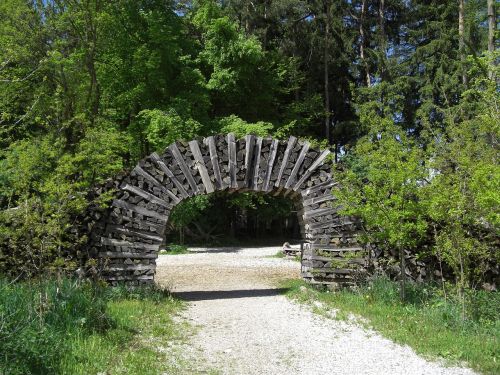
top-left (82, 133), bottom-right (366, 286)
top-left (297, 167), bottom-right (366, 287)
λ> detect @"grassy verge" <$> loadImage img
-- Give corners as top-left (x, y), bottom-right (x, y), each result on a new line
top-left (268, 250), bottom-right (301, 261)
top-left (0, 278), bottom-right (193, 374)
top-left (282, 277), bottom-right (499, 374)
top-left (159, 244), bottom-right (191, 255)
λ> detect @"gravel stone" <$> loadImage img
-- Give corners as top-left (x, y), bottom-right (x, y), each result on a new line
top-left (156, 246), bottom-right (476, 375)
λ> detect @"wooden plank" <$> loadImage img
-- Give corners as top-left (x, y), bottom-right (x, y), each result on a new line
top-left (189, 140), bottom-right (215, 193)
top-left (306, 219), bottom-right (355, 230)
top-left (227, 133), bottom-right (238, 188)
top-left (310, 245), bottom-right (364, 252)
top-left (275, 136), bottom-right (297, 187)
top-left (244, 134), bottom-right (255, 186)
top-left (301, 268), bottom-right (355, 274)
top-left (106, 264), bottom-right (157, 271)
top-left (294, 149), bottom-right (331, 191)
top-left (100, 237), bottom-right (161, 251)
top-left (263, 139), bottom-right (278, 191)
top-left (150, 152), bottom-right (189, 199)
top-left (121, 183), bottom-right (174, 208)
top-left (303, 279), bottom-right (356, 286)
top-left (109, 213), bottom-right (164, 233)
top-left (303, 207), bottom-right (337, 219)
top-left (302, 254), bottom-right (365, 262)
top-left (168, 143), bottom-right (199, 194)
top-left (132, 165), bottom-right (179, 204)
top-left (98, 252), bottom-right (158, 259)
top-left (104, 275), bottom-right (154, 281)
top-left (204, 136), bottom-right (224, 189)
top-left (252, 136), bottom-right (262, 189)
top-left (300, 179), bottom-right (337, 197)
top-left (112, 199), bottom-right (167, 222)
top-left (285, 142), bottom-right (310, 189)
top-left (105, 224), bottom-right (163, 242)
top-left (302, 193), bottom-right (336, 207)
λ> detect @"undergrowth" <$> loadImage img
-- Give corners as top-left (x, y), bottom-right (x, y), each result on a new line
top-left (282, 277), bottom-right (499, 374)
top-left (0, 278), bottom-right (187, 374)
top-left (159, 244), bottom-right (191, 255)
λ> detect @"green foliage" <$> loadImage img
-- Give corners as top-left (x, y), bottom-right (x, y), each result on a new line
top-left (421, 63), bottom-right (500, 289)
top-left (170, 195), bottom-right (212, 229)
top-left (136, 109), bottom-right (202, 153)
top-left (283, 277), bottom-right (500, 374)
top-left (0, 0), bottom-right (497, 297)
top-left (337, 116), bottom-right (428, 255)
top-left (338, 55), bottom-right (499, 290)
top-left (218, 115), bottom-right (273, 138)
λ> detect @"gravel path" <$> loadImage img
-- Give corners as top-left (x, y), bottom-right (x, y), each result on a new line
top-left (156, 246), bottom-right (475, 375)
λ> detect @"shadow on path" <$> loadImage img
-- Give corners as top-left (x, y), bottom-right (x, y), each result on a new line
top-left (188, 247), bottom-right (244, 254)
top-left (173, 288), bottom-right (289, 301)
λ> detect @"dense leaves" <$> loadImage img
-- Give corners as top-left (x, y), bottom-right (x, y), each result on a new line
top-left (0, 0), bottom-right (498, 288)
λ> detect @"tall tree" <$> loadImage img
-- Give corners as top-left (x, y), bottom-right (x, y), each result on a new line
top-left (324, 0), bottom-right (331, 144)
top-left (359, 0), bottom-right (371, 87)
top-left (487, 0), bottom-right (496, 53)
top-left (459, 0), bottom-right (467, 86)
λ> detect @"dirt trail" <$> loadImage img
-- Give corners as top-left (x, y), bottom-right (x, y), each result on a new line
top-left (156, 246), bottom-right (475, 375)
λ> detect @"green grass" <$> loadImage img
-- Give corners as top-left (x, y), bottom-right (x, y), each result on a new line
top-left (159, 244), bottom-right (191, 255)
top-left (268, 250), bottom-right (301, 261)
top-left (0, 278), bottom-right (193, 374)
top-left (282, 277), bottom-right (500, 374)
top-left (269, 250), bottom-right (285, 258)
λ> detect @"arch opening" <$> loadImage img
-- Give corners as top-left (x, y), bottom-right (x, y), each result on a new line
top-left (85, 134), bottom-right (365, 287)
top-left (163, 190), bottom-right (302, 247)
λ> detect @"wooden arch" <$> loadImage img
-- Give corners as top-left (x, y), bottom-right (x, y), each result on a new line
top-left (86, 134), bottom-right (365, 287)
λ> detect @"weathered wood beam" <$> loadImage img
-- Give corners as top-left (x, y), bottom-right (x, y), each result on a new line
top-left (111, 199), bottom-right (168, 222)
top-left (105, 224), bottom-right (163, 242)
top-left (274, 136), bottom-right (297, 187)
top-left (227, 133), bottom-right (238, 188)
top-left (98, 252), bottom-right (158, 259)
top-left (294, 150), bottom-right (331, 191)
top-left (132, 165), bottom-right (179, 203)
top-left (121, 183), bottom-right (174, 208)
top-left (302, 207), bottom-right (337, 219)
top-left (204, 136), bottom-right (224, 189)
top-left (100, 237), bottom-right (161, 250)
top-left (189, 140), bottom-right (215, 194)
top-left (285, 142), bottom-right (310, 189)
top-left (300, 180), bottom-right (337, 197)
top-left (168, 143), bottom-right (199, 194)
top-left (263, 139), bottom-right (278, 191)
top-left (150, 152), bottom-right (189, 199)
top-left (252, 136), bottom-right (262, 190)
top-left (244, 134), bottom-right (255, 187)
top-left (302, 194), bottom-right (336, 207)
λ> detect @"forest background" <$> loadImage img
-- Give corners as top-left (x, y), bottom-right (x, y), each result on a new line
top-left (0, 0), bottom-right (498, 290)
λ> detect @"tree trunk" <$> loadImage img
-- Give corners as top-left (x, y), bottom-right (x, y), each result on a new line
top-left (360, 0), bottom-right (371, 86)
top-left (459, 0), bottom-right (467, 86)
top-left (487, 0), bottom-right (496, 79)
top-left (378, 0), bottom-right (386, 80)
top-left (488, 0), bottom-right (496, 53)
top-left (324, 0), bottom-right (331, 144)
